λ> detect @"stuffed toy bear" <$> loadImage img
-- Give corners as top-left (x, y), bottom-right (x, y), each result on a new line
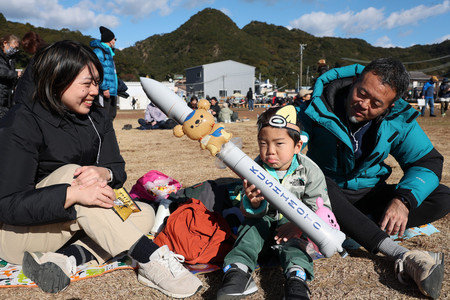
top-left (173, 99), bottom-right (232, 156)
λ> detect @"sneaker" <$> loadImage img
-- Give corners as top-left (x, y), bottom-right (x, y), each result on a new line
top-left (395, 250), bottom-right (444, 299)
top-left (22, 251), bottom-right (76, 293)
top-left (284, 270), bottom-right (310, 300)
top-left (217, 264), bottom-right (258, 300)
top-left (430, 114), bottom-right (437, 117)
top-left (138, 245), bottom-right (202, 298)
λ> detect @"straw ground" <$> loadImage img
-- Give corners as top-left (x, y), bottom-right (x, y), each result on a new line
top-left (2, 107), bottom-right (448, 300)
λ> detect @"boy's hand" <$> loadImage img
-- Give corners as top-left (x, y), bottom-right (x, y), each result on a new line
top-left (274, 222), bottom-right (303, 244)
top-left (243, 179), bottom-right (264, 208)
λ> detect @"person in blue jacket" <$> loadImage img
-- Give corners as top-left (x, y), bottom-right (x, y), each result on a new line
top-left (421, 76), bottom-right (438, 117)
top-left (298, 58), bottom-right (449, 299)
top-left (90, 26), bottom-right (118, 120)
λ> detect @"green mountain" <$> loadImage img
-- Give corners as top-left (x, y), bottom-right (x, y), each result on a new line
top-left (1, 9), bottom-right (449, 90)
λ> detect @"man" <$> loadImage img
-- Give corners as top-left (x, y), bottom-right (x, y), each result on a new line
top-left (438, 77), bottom-right (450, 117)
top-left (246, 88), bottom-right (254, 111)
top-left (421, 76), bottom-right (438, 117)
top-left (90, 26), bottom-right (118, 120)
top-left (209, 97), bottom-right (221, 121)
top-left (138, 102), bottom-right (168, 130)
top-left (299, 58), bottom-right (449, 299)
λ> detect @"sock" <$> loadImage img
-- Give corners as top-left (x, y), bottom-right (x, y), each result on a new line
top-left (234, 262), bottom-right (249, 273)
top-left (377, 237), bottom-right (409, 260)
top-left (286, 266), bottom-right (307, 281)
top-left (128, 235), bottom-right (159, 263)
top-left (56, 244), bottom-right (96, 265)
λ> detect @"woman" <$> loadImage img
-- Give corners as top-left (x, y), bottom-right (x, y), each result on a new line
top-left (0, 41), bottom-right (201, 297)
top-left (0, 34), bottom-right (20, 118)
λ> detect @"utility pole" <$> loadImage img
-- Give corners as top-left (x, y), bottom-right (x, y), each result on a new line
top-left (299, 43), bottom-right (307, 89)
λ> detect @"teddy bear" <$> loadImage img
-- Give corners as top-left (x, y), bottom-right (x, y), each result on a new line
top-left (173, 99), bottom-right (232, 156)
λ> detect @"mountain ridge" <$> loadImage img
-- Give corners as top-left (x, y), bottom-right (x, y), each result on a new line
top-left (1, 9), bottom-right (449, 88)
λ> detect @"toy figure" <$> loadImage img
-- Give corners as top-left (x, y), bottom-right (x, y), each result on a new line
top-left (173, 99), bottom-right (232, 156)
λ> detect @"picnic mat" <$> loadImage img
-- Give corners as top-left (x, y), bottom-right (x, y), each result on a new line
top-left (0, 224), bottom-right (439, 288)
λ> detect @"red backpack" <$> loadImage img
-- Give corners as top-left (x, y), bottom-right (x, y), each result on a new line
top-left (153, 198), bottom-right (234, 264)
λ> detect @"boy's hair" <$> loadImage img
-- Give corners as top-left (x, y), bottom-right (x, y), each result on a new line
top-left (257, 105), bottom-right (302, 144)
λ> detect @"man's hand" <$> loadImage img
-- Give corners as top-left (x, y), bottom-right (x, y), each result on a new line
top-left (379, 198), bottom-right (409, 237)
top-left (243, 179), bottom-right (264, 208)
top-left (274, 222), bottom-right (303, 244)
top-left (103, 89), bottom-right (111, 98)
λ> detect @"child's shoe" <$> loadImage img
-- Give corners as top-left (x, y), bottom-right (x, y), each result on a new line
top-left (22, 251), bottom-right (77, 293)
top-left (138, 245), bottom-right (202, 298)
top-left (217, 263), bottom-right (258, 300)
top-left (284, 269), bottom-right (310, 300)
top-left (395, 250), bottom-right (444, 299)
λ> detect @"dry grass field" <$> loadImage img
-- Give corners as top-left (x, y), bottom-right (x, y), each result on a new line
top-left (2, 107), bottom-right (448, 300)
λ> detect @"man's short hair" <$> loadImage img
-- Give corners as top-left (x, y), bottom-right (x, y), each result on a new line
top-left (360, 58), bottom-right (410, 102)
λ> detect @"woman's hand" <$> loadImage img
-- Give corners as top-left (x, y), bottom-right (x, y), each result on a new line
top-left (243, 179), bottom-right (264, 208)
top-left (72, 166), bottom-right (111, 188)
top-left (274, 222), bottom-right (303, 244)
top-left (65, 180), bottom-right (115, 209)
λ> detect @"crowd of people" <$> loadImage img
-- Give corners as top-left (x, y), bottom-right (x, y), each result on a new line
top-left (0, 29), bottom-right (448, 300)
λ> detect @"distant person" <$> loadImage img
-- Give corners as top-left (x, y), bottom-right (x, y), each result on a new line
top-left (217, 106), bottom-right (331, 300)
top-left (14, 31), bottom-right (48, 105)
top-left (131, 97), bottom-right (137, 110)
top-left (209, 96), bottom-right (221, 121)
top-left (138, 102), bottom-right (170, 130)
top-left (90, 26), bottom-right (118, 120)
top-left (21, 31), bottom-right (47, 55)
top-left (246, 87), bottom-right (254, 111)
top-left (317, 59), bottom-right (329, 76)
top-left (299, 58), bottom-right (449, 299)
top-left (219, 102), bottom-right (234, 123)
top-left (0, 40), bottom-right (202, 297)
top-left (421, 76), bottom-right (438, 117)
top-left (438, 77), bottom-right (449, 117)
top-left (293, 89), bottom-right (312, 108)
top-left (0, 34), bottom-right (20, 119)
top-left (187, 95), bottom-right (198, 109)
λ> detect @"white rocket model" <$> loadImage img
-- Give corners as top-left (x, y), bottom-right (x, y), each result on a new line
top-left (140, 77), bottom-right (347, 258)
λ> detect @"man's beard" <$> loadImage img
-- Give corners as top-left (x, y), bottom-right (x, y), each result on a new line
top-left (348, 115), bottom-right (360, 123)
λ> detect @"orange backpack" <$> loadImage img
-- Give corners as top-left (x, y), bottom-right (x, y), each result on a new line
top-left (153, 198), bottom-right (234, 264)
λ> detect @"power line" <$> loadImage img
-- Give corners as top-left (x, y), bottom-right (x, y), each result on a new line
top-left (341, 54), bottom-right (450, 65)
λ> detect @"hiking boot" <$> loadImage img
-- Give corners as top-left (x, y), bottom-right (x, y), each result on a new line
top-left (138, 245), bottom-right (202, 298)
top-left (395, 250), bottom-right (444, 299)
top-left (217, 264), bottom-right (258, 300)
top-left (284, 270), bottom-right (310, 300)
top-left (22, 251), bottom-right (77, 293)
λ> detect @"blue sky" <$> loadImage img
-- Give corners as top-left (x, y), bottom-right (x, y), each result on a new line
top-left (1, 0), bottom-right (449, 50)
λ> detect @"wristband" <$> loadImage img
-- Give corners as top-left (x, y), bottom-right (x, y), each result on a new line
top-left (107, 168), bottom-right (113, 183)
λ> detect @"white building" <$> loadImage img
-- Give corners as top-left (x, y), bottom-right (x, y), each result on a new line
top-left (185, 60), bottom-right (255, 100)
top-left (117, 80), bottom-right (176, 110)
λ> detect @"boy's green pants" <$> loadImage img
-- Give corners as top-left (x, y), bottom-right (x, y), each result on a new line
top-left (223, 215), bottom-right (314, 280)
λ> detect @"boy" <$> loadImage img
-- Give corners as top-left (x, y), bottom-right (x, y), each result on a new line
top-left (217, 105), bottom-right (331, 300)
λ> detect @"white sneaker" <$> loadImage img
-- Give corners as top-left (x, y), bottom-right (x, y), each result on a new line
top-left (138, 245), bottom-right (202, 298)
top-left (22, 251), bottom-right (77, 293)
top-left (395, 250), bottom-right (444, 299)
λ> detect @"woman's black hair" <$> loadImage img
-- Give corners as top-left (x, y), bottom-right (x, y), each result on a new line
top-left (257, 106), bottom-right (302, 144)
top-left (32, 40), bottom-right (103, 116)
